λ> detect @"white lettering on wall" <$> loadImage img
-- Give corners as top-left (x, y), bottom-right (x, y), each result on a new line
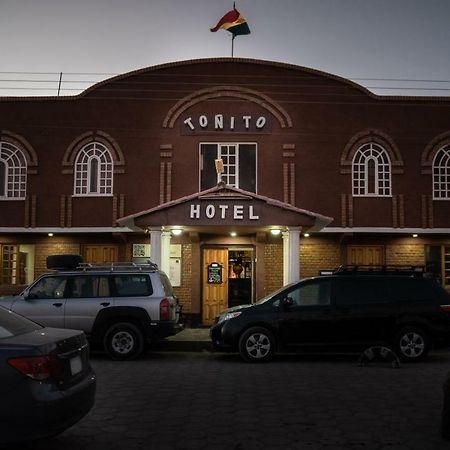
top-left (205, 204), bottom-right (215, 218)
top-left (256, 116), bottom-right (266, 129)
top-left (189, 204), bottom-right (259, 221)
top-left (190, 204), bottom-right (200, 219)
top-left (218, 204), bottom-right (229, 219)
top-left (249, 206), bottom-right (259, 219)
top-left (233, 205), bottom-right (244, 219)
top-left (182, 114), bottom-right (267, 132)
top-left (183, 117), bottom-right (195, 130)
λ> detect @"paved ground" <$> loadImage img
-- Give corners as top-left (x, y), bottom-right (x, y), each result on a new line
top-left (7, 348), bottom-right (450, 450)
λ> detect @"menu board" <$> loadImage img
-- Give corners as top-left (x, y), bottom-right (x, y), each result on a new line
top-left (208, 263), bottom-right (223, 284)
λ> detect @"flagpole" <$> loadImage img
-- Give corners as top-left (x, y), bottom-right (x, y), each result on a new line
top-left (231, 35), bottom-right (235, 57)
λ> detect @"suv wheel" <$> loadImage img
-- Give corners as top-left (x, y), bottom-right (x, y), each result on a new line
top-left (394, 326), bottom-right (429, 362)
top-left (238, 327), bottom-right (276, 363)
top-left (104, 322), bottom-right (145, 360)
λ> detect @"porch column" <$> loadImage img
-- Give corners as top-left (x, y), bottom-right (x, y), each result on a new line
top-left (282, 227), bottom-right (301, 284)
top-left (149, 228), bottom-right (162, 268)
top-left (160, 231), bottom-right (172, 275)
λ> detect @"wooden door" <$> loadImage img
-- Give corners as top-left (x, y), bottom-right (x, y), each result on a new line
top-left (347, 246), bottom-right (384, 266)
top-left (202, 248), bottom-right (228, 326)
top-left (82, 245), bottom-right (119, 264)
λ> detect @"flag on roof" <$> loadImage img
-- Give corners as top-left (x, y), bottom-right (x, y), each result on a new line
top-left (210, 4), bottom-right (250, 37)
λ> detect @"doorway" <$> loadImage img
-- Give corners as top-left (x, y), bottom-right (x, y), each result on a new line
top-left (202, 246), bottom-right (254, 325)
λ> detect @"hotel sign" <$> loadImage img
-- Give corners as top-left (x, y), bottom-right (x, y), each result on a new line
top-left (181, 114), bottom-right (270, 134)
top-left (189, 204), bottom-right (259, 221)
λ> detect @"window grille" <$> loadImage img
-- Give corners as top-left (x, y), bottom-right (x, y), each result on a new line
top-left (74, 142), bottom-right (113, 196)
top-left (432, 145), bottom-right (450, 199)
top-left (0, 142), bottom-right (27, 200)
top-left (352, 143), bottom-right (391, 196)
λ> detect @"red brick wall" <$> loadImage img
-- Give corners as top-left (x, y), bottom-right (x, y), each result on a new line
top-left (264, 244), bottom-right (284, 294)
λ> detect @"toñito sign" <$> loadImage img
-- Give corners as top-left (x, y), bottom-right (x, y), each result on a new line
top-left (181, 114), bottom-right (270, 134)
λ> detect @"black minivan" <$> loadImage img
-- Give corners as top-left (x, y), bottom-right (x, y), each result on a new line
top-left (210, 266), bottom-right (450, 362)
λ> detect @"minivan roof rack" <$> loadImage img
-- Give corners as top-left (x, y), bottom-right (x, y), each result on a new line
top-left (333, 265), bottom-right (425, 276)
top-left (77, 261), bottom-right (159, 272)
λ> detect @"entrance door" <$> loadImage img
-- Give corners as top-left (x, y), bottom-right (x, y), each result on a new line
top-left (82, 245), bottom-right (118, 263)
top-left (202, 248), bottom-right (229, 325)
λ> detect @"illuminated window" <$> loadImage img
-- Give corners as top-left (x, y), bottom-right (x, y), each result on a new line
top-left (432, 145), bottom-right (450, 199)
top-left (74, 142), bottom-right (113, 196)
top-left (352, 143), bottom-right (391, 196)
top-left (199, 143), bottom-right (257, 192)
top-left (0, 142), bottom-right (27, 200)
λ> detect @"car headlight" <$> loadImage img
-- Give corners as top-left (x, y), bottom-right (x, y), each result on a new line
top-left (217, 311), bottom-right (242, 324)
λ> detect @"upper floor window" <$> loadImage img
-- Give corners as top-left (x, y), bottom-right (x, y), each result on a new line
top-left (432, 145), bottom-right (450, 199)
top-left (352, 143), bottom-right (391, 197)
top-left (199, 143), bottom-right (257, 192)
top-left (0, 142), bottom-right (27, 200)
top-left (74, 142), bottom-right (113, 196)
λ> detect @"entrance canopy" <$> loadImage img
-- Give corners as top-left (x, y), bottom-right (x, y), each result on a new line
top-left (117, 183), bottom-right (333, 232)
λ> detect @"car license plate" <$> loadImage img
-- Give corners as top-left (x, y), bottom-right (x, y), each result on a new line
top-left (70, 355), bottom-right (82, 375)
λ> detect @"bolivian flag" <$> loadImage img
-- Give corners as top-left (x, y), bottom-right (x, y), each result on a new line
top-left (210, 5), bottom-right (250, 37)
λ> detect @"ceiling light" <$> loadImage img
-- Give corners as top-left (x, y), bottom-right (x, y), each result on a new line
top-left (230, 232), bottom-right (237, 237)
top-left (412, 234), bottom-right (418, 238)
top-left (48, 233), bottom-right (54, 237)
top-left (270, 229), bottom-right (281, 236)
top-left (304, 233), bottom-right (310, 237)
top-left (171, 228), bottom-right (182, 236)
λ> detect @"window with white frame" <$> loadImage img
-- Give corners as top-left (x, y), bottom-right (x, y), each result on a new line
top-left (352, 143), bottom-right (391, 196)
top-left (74, 142), bottom-right (113, 196)
top-left (0, 141), bottom-right (27, 200)
top-left (432, 145), bottom-right (450, 199)
top-left (199, 143), bottom-right (257, 192)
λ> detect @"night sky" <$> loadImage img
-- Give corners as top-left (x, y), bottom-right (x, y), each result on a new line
top-left (1, 0), bottom-right (450, 96)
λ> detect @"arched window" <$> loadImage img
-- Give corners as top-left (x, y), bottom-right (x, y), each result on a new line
top-left (352, 143), bottom-right (391, 196)
top-left (432, 145), bottom-right (450, 199)
top-left (74, 142), bottom-right (113, 196)
top-left (0, 141), bottom-right (27, 200)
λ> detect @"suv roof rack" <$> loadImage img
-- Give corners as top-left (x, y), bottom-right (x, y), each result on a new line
top-left (332, 265), bottom-right (426, 276)
top-left (77, 261), bottom-right (159, 272)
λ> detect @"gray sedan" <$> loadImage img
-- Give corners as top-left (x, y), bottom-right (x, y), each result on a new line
top-left (0, 306), bottom-right (96, 444)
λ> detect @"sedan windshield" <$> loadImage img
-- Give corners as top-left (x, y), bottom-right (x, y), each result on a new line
top-left (0, 306), bottom-right (42, 339)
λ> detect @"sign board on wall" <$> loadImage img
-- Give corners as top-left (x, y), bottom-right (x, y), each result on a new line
top-left (132, 244), bottom-right (182, 287)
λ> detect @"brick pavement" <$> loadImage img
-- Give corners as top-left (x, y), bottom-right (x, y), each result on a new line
top-left (7, 349), bottom-right (450, 450)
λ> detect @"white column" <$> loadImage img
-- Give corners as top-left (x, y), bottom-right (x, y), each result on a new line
top-left (282, 227), bottom-right (301, 284)
top-left (160, 231), bottom-right (172, 275)
top-left (149, 229), bottom-right (162, 268)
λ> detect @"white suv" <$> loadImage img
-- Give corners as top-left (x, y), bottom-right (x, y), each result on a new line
top-left (0, 256), bottom-right (183, 360)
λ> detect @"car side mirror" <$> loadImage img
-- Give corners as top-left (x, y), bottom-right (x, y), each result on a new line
top-left (281, 296), bottom-right (294, 309)
top-left (24, 291), bottom-right (38, 300)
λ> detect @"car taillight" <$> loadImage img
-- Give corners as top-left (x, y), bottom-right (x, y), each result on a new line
top-left (160, 298), bottom-right (170, 321)
top-left (441, 305), bottom-right (450, 313)
top-left (8, 355), bottom-right (63, 381)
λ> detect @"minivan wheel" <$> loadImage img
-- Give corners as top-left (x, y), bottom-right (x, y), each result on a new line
top-left (238, 327), bottom-right (276, 363)
top-left (394, 327), bottom-right (429, 362)
top-left (104, 322), bottom-right (145, 361)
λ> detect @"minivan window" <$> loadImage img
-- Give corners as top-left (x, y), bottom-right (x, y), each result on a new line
top-left (287, 280), bottom-right (331, 306)
top-left (28, 276), bottom-right (68, 299)
top-left (388, 278), bottom-right (436, 302)
top-left (113, 274), bottom-right (153, 297)
top-left (334, 278), bottom-right (389, 305)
